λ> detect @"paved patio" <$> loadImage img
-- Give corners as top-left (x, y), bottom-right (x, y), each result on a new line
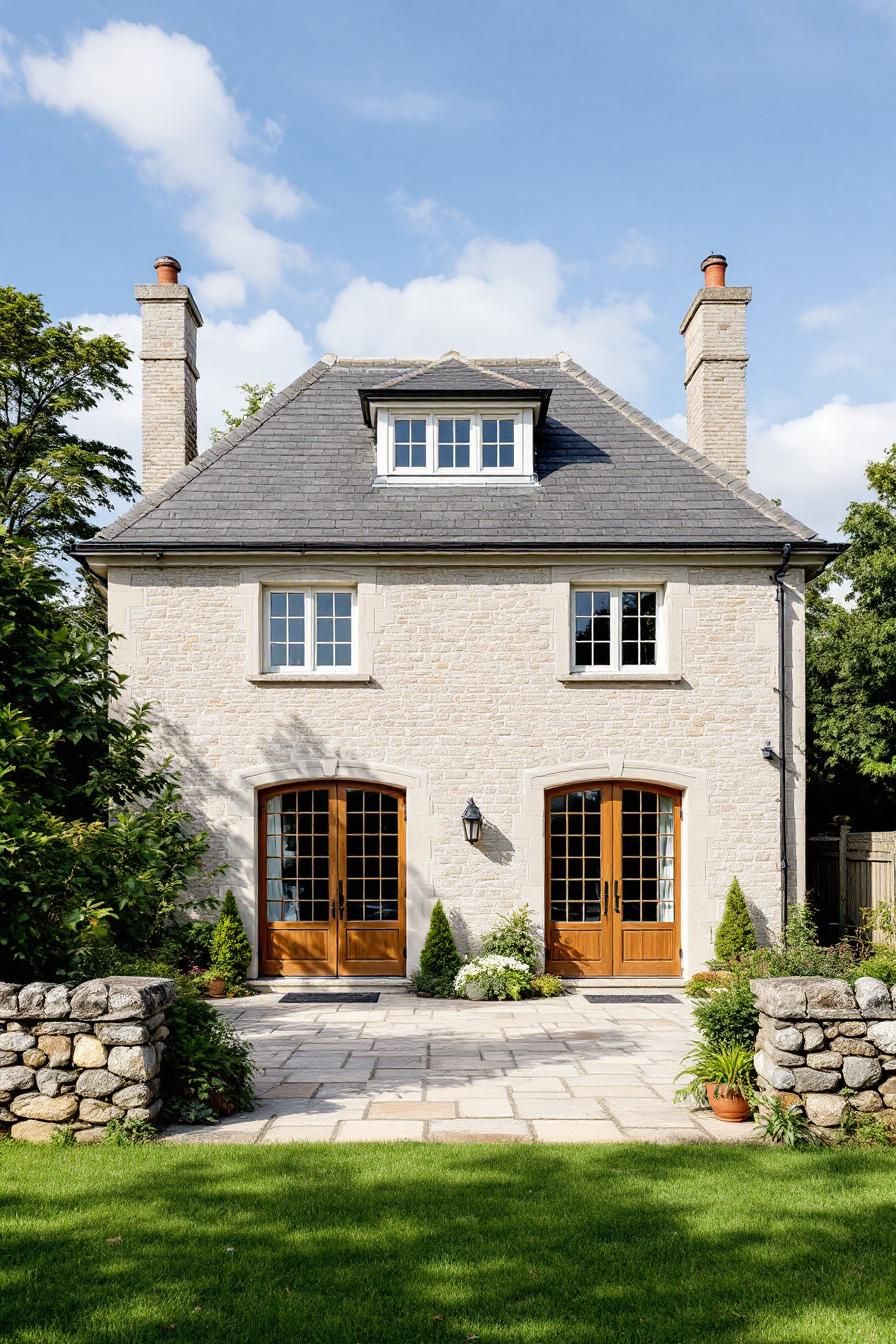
top-left (164, 989), bottom-right (758, 1144)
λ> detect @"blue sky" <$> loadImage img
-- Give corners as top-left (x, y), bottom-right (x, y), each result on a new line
top-left (2, 0), bottom-right (895, 538)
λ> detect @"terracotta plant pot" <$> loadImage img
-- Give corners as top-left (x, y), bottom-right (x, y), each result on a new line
top-left (205, 977), bottom-right (227, 999)
top-left (706, 1083), bottom-right (752, 1123)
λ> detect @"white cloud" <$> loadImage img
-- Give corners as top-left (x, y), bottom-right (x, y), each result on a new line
top-left (68, 308), bottom-right (311, 481)
top-left (390, 190), bottom-right (471, 241)
top-left (318, 237), bottom-right (659, 399)
top-left (606, 228), bottom-right (663, 273)
top-left (662, 398), bottom-right (895, 540)
top-left (797, 289), bottom-right (896, 378)
top-left (750, 397), bottom-right (894, 539)
top-left (21, 22), bottom-right (309, 306)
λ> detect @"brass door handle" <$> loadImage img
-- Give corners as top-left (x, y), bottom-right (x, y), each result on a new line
top-left (338, 879), bottom-right (344, 919)
top-left (331, 899), bottom-right (336, 920)
top-left (614, 880), bottom-right (620, 914)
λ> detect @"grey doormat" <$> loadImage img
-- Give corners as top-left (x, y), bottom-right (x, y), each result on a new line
top-left (280, 992), bottom-right (380, 1004)
top-left (584, 993), bottom-right (681, 1004)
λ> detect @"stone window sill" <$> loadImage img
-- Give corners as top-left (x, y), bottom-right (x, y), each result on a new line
top-left (558, 671), bottom-right (684, 685)
top-left (247, 673), bottom-right (371, 685)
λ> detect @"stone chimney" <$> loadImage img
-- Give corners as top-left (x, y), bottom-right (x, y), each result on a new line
top-left (679, 254), bottom-right (751, 479)
top-left (135, 256), bottom-right (203, 494)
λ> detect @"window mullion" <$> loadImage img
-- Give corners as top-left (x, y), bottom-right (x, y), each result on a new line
top-left (612, 590), bottom-right (621, 672)
top-left (307, 590), bottom-right (315, 671)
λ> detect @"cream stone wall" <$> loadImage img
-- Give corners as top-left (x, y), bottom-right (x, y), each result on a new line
top-left (106, 558), bottom-right (805, 978)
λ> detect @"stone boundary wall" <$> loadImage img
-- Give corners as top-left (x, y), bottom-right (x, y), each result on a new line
top-left (0, 977), bottom-right (175, 1144)
top-left (752, 976), bottom-right (896, 1130)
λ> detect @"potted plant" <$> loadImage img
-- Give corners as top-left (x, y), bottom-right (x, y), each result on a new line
top-left (201, 968), bottom-right (228, 999)
top-left (675, 1041), bottom-right (754, 1122)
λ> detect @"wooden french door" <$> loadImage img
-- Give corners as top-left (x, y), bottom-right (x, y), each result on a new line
top-left (545, 783), bottom-right (680, 977)
top-left (259, 782), bottom-right (406, 977)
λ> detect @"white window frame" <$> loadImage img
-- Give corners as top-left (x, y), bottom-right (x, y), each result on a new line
top-left (374, 404), bottom-right (538, 485)
top-left (569, 585), bottom-right (665, 674)
top-left (264, 586), bottom-right (358, 675)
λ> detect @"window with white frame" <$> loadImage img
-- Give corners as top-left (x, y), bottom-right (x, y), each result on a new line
top-left (377, 407), bottom-right (535, 481)
top-left (266, 589), bottom-right (356, 672)
top-left (571, 588), bottom-right (662, 671)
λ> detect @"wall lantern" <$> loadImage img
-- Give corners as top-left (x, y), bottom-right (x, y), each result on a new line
top-left (761, 740), bottom-right (777, 762)
top-left (462, 797), bottom-right (484, 845)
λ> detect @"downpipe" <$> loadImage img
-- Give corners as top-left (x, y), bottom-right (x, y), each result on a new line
top-left (773, 542), bottom-right (793, 930)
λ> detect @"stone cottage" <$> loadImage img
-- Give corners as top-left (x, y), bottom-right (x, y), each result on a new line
top-left (74, 253), bottom-right (837, 982)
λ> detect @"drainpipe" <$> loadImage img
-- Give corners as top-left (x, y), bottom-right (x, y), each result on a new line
top-left (773, 543), bottom-right (793, 930)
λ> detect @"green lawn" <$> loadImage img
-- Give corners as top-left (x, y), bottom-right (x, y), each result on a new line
top-left (2, 1143), bottom-right (896, 1344)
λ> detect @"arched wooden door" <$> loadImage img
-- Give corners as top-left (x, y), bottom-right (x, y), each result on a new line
top-left (259, 782), bottom-right (406, 977)
top-left (545, 783), bottom-right (681, 977)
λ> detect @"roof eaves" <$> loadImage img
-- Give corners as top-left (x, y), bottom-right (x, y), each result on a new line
top-left (559, 358), bottom-right (819, 543)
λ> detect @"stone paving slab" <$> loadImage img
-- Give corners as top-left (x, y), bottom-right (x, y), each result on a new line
top-left (161, 991), bottom-right (762, 1146)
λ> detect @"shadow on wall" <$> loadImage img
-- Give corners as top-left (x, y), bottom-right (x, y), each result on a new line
top-left (478, 819), bottom-right (514, 866)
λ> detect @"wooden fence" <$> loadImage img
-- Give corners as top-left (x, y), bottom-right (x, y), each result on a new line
top-left (808, 827), bottom-right (896, 937)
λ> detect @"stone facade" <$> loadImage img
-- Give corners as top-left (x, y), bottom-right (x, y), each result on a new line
top-left (752, 976), bottom-right (896, 1131)
top-left (135, 283), bottom-right (202, 494)
top-left (0, 977), bottom-right (174, 1143)
top-left (680, 286), bottom-right (751, 479)
top-left (107, 556), bottom-right (806, 977)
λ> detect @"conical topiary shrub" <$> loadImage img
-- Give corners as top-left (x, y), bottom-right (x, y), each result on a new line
top-left (413, 899), bottom-right (462, 997)
top-left (714, 877), bottom-right (757, 963)
top-left (210, 889), bottom-right (252, 988)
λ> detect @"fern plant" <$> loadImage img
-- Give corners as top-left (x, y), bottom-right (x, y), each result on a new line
top-left (756, 1097), bottom-right (818, 1148)
top-left (674, 1040), bottom-right (753, 1107)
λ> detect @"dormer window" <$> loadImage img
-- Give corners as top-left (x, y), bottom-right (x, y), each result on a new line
top-left (359, 356), bottom-right (551, 487)
top-left (370, 407), bottom-right (537, 484)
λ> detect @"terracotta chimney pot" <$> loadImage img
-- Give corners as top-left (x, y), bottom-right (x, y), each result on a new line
top-left (154, 256), bottom-right (182, 285)
top-left (701, 254), bottom-right (728, 288)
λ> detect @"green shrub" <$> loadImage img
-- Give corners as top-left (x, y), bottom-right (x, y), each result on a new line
top-left (529, 973), bottom-right (564, 998)
top-left (856, 950), bottom-right (896, 986)
top-left (104, 1116), bottom-right (156, 1146)
top-left (412, 900), bottom-right (462, 997)
top-left (159, 919), bottom-right (215, 973)
top-left (691, 979), bottom-right (758, 1051)
top-left (714, 877), bottom-right (757, 963)
top-left (730, 902), bottom-right (857, 981)
top-left (210, 891), bottom-right (252, 988)
top-left (480, 905), bottom-right (541, 972)
top-left (162, 992), bottom-right (255, 1118)
top-left (684, 971), bottom-right (733, 1000)
top-left (454, 955), bottom-right (532, 1001)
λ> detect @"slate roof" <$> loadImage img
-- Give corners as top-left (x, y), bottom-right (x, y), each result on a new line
top-left (76, 354), bottom-right (830, 555)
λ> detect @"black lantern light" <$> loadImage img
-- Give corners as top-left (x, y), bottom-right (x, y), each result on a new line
top-left (462, 797), bottom-right (483, 844)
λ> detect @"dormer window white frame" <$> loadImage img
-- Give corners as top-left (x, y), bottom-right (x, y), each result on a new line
top-left (373, 404), bottom-right (538, 486)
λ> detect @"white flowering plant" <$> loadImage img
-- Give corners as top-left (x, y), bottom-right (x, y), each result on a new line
top-left (453, 954), bottom-right (532, 1001)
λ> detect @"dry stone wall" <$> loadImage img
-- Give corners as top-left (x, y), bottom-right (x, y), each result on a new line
top-left (0, 976), bottom-right (174, 1143)
top-left (752, 976), bottom-right (896, 1130)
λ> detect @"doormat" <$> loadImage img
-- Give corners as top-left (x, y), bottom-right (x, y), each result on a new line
top-left (584, 993), bottom-right (681, 1004)
top-left (280, 992), bottom-right (380, 1004)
